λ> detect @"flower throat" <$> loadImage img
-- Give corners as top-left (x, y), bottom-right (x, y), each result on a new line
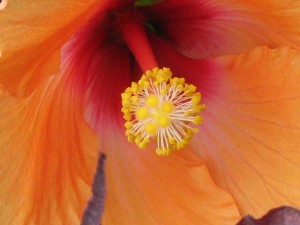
top-left (119, 12), bottom-right (205, 156)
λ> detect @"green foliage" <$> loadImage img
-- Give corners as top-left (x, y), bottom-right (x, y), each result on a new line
top-left (135, 0), bottom-right (163, 6)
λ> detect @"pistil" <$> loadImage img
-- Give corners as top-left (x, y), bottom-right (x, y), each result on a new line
top-left (121, 68), bottom-right (206, 156)
top-left (117, 11), bottom-right (157, 72)
top-left (118, 11), bottom-right (205, 156)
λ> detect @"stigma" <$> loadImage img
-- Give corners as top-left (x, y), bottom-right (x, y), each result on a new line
top-left (121, 67), bottom-right (205, 156)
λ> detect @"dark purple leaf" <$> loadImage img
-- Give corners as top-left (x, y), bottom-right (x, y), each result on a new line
top-left (237, 206), bottom-right (300, 225)
top-left (81, 154), bottom-right (106, 225)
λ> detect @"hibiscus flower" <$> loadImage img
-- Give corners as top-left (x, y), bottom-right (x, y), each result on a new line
top-left (1, 0), bottom-right (300, 224)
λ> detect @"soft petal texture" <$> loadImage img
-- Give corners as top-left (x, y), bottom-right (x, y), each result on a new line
top-left (80, 45), bottom-right (241, 224)
top-left (83, 41), bottom-right (132, 131)
top-left (63, 10), bottom-right (241, 223)
top-left (61, 0), bottom-right (135, 129)
top-left (100, 127), bottom-right (240, 225)
top-left (150, 39), bottom-right (300, 217)
top-left (0, 0), bottom-right (100, 96)
top-left (195, 46), bottom-right (300, 216)
top-left (143, 0), bottom-right (300, 59)
top-left (0, 74), bottom-right (99, 224)
top-left (57, 0), bottom-right (300, 222)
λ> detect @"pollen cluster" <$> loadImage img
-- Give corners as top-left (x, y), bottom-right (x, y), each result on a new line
top-left (121, 67), bottom-right (205, 156)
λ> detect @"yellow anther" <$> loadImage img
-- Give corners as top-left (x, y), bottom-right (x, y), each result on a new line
top-left (153, 81), bottom-right (159, 87)
top-left (184, 111), bottom-right (191, 116)
top-left (156, 148), bottom-right (171, 156)
top-left (152, 67), bottom-right (159, 74)
top-left (131, 96), bottom-right (138, 104)
top-left (165, 148), bottom-right (171, 155)
top-left (125, 129), bottom-right (131, 136)
top-left (170, 78), bottom-right (176, 84)
top-left (125, 87), bottom-right (131, 93)
top-left (138, 138), bottom-right (150, 149)
top-left (138, 143), bottom-right (146, 149)
top-left (145, 70), bottom-right (152, 77)
top-left (121, 92), bottom-right (131, 100)
top-left (193, 105), bottom-right (203, 113)
top-left (163, 67), bottom-right (171, 75)
top-left (146, 95), bottom-right (159, 107)
top-left (136, 107), bottom-right (149, 120)
top-left (123, 114), bottom-right (131, 120)
top-left (131, 82), bottom-right (138, 92)
top-left (192, 127), bottom-right (199, 133)
top-left (192, 94), bottom-right (201, 104)
top-left (135, 136), bottom-right (141, 145)
top-left (188, 84), bottom-right (196, 92)
top-left (122, 100), bottom-right (130, 107)
top-left (127, 135), bottom-right (134, 142)
top-left (121, 107), bottom-right (130, 113)
top-left (121, 67), bottom-right (205, 156)
top-left (157, 115), bottom-right (171, 128)
top-left (156, 148), bottom-right (163, 156)
top-left (143, 138), bottom-right (150, 144)
top-left (160, 89), bottom-right (167, 95)
top-left (145, 123), bottom-right (158, 135)
top-left (168, 137), bottom-right (176, 144)
top-left (124, 121), bottom-right (132, 129)
top-left (176, 140), bottom-right (187, 150)
top-left (162, 101), bottom-right (174, 114)
top-left (177, 84), bottom-right (183, 91)
top-left (157, 75), bottom-right (165, 83)
top-left (193, 116), bottom-right (203, 125)
top-left (138, 79), bottom-right (144, 86)
top-left (143, 81), bottom-right (150, 88)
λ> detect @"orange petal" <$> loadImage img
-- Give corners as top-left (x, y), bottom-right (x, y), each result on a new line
top-left (0, 75), bottom-right (99, 224)
top-left (192, 46), bottom-right (300, 217)
top-left (0, 0), bottom-right (100, 96)
top-left (100, 127), bottom-right (240, 225)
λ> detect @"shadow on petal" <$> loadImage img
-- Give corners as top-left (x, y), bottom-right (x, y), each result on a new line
top-left (0, 74), bottom-right (99, 224)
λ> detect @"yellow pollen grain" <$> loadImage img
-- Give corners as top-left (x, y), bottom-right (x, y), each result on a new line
top-left (193, 115), bottom-right (203, 125)
top-left (192, 95), bottom-right (201, 104)
top-left (121, 67), bottom-right (206, 156)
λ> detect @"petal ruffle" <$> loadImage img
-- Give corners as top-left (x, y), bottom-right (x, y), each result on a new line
top-left (195, 46), bottom-right (300, 216)
top-left (0, 75), bottom-right (99, 224)
top-left (68, 14), bottom-right (241, 223)
top-left (144, 0), bottom-right (300, 59)
top-left (100, 126), bottom-right (240, 225)
top-left (151, 38), bottom-right (300, 217)
top-left (0, 0), bottom-right (100, 96)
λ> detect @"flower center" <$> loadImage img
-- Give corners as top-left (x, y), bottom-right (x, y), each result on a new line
top-left (122, 67), bottom-right (205, 156)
